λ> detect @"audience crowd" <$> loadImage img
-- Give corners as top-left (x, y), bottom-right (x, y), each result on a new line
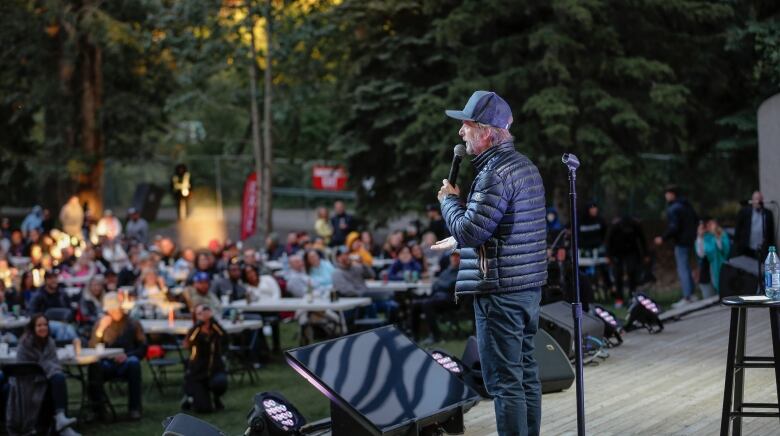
top-left (0, 188), bottom-right (770, 433)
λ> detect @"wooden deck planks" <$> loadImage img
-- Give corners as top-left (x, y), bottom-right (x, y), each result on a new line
top-left (463, 305), bottom-right (780, 435)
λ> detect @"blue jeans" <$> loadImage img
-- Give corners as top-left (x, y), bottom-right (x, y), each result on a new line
top-left (474, 290), bottom-right (542, 436)
top-left (48, 321), bottom-right (77, 342)
top-left (50, 372), bottom-right (68, 413)
top-left (89, 356), bottom-right (142, 412)
top-left (674, 245), bottom-right (695, 299)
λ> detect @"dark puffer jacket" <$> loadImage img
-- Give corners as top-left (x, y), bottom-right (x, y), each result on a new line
top-left (441, 141), bottom-right (547, 296)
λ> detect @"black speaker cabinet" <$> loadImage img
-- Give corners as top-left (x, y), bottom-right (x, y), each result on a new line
top-left (461, 330), bottom-right (574, 395)
top-left (131, 183), bottom-right (163, 222)
top-left (534, 329), bottom-right (575, 393)
top-left (540, 301), bottom-right (605, 358)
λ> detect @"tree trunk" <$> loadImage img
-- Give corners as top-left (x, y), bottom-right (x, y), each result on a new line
top-left (78, 32), bottom-right (104, 216)
top-left (262, 0), bottom-right (273, 234)
top-left (247, 0), bottom-right (265, 244)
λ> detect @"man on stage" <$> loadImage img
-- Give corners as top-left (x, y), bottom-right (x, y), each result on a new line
top-left (432, 90), bottom-right (547, 436)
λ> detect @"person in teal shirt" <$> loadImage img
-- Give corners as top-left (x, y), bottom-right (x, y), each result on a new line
top-left (695, 217), bottom-right (730, 297)
top-left (304, 249), bottom-right (335, 290)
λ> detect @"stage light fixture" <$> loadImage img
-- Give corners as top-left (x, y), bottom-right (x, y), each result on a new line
top-left (429, 349), bottom-right (464, 375)
top-left (246, 392), bottom-right (306, 436)
top-left (624, 292), bottom-right (664, 333)
top-left (593, 305), bottom-right (623, 345)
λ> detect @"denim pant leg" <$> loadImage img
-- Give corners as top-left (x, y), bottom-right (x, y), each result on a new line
top-left (474, 290), bottom-right (542, 436)
top-left (49, 372), bottom-right (68, 413)
top-left (674, 245), bottom-right (695, 298)
top-left (113, 356), bottom-right (142, 411)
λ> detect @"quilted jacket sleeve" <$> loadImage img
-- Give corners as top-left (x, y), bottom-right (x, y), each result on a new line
top-left (441, 171), bottom-right (508, 248)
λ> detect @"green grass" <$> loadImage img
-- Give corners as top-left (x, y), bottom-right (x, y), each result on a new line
top-left (74, 322), bottom-right (468, 436)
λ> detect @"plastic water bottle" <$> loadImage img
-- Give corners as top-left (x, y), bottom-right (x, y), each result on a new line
top-left (765, 246), bottom-right (780, 299)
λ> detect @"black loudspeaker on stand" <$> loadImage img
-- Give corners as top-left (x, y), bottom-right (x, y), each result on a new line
top-left (562, 153), bottom-right (586, 436)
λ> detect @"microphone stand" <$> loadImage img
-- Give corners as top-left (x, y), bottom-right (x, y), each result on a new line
top-left (562, 153), bottom-right (585, 436)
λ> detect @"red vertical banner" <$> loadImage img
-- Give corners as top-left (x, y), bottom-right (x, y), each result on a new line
top-left (241, 172), bottom-right (258, 241)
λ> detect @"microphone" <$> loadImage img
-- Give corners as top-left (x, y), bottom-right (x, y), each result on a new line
top-left (562, 153), bottom-right (580, 171)
top-left (448, 144), bottom-right (466, 185)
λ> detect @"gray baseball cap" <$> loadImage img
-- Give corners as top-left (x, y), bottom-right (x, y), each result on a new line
top-left (445, 91), bottom-right (513, 129)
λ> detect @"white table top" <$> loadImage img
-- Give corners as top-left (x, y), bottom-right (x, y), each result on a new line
top-left (225, 297), bottom-right (372, 312)
top-left (0, 347), bottom-right (124, 366)
top-left (139, 319), bottom-right (264, 335)
top-left (365, 280), bottom-right (432, 291)
top-left (578, 257), bottom-right (608, 267)
top-left (0, 317), bottom-right (29, 330)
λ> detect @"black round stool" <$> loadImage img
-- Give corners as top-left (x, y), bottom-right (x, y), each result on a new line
top-left (720, 296), bottom-right (780, 435)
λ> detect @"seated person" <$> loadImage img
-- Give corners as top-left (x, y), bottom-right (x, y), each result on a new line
top-left (304, 250), bottom-right (335, 289)
top-left (283, 255), bottom-right (310, 298)
top-left (210, 261), bottom-right (247, 302)
top-left (332, 247), bottom-right (397, 321)
top-left (243, 264), bottom-right (281, 302)
top-left (412, 251), bottom-right (460, 344)
top-left (28, 270), bottom-right (68, 314)
top-left (331, 247), bottom-right (373, 297)
top-left (182, 304), bottom-right (227, 413)
top-left (15, 314), bottom-right (80, 436)
top-left (28, 270), bottom-right (77, 341)
top-left (388, 245), bottom-right (422, 281)
top-left (79, 274), bottom-right (105, 326)
top-left (345, 231), bottom-right (373, 267)
top-left (87, 292), bottom-right (146, 420)
top-left (184, 272), bottom-right (221, 313)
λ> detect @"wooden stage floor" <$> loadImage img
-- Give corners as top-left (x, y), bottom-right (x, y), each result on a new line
top-left (463, 305), bottom-right (780, 435)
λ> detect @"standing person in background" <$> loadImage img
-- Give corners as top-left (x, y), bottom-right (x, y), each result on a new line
top-left (124, 208), bottom-right (148, 245)
top-left (329, 200), bottom-right (355, 247)
top-left (734, 190), bottom-right (775, 259)
top-left (171, 163), bottom-right (191, 220)
top-left (59, 196), bottom-right (84, 241)
top-left (578, 202), bottom-right (613, 298)
top-left (434, 90), bottom-right (547, 436)
top-left (605, 215), bottom-right (647, 307)
top-left (695, 217), bottom-right (730, 298)
top-left (314, 207), bottom-right (334, 245)
top-left (654, 186), bottom-right (699, 307)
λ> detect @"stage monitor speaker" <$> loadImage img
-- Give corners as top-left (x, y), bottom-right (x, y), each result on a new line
top-left (461, 331), bottom-right (574, 395)
top-left (131, 183), bottom-right (163, 222)
top-left (540, 301), bottom-right (605, 358)
top-left (286, 325), bottom-right (480, 436)
top-left (162, 413), bottom-right (227, 436)
top-left (534, 329), bottom-right (575, 393)
top-left (719, 256), bottom-right (759, 298)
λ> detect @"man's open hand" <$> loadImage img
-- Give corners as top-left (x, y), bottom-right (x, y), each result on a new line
top-left (431, 236), bottom-right (457, 252)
